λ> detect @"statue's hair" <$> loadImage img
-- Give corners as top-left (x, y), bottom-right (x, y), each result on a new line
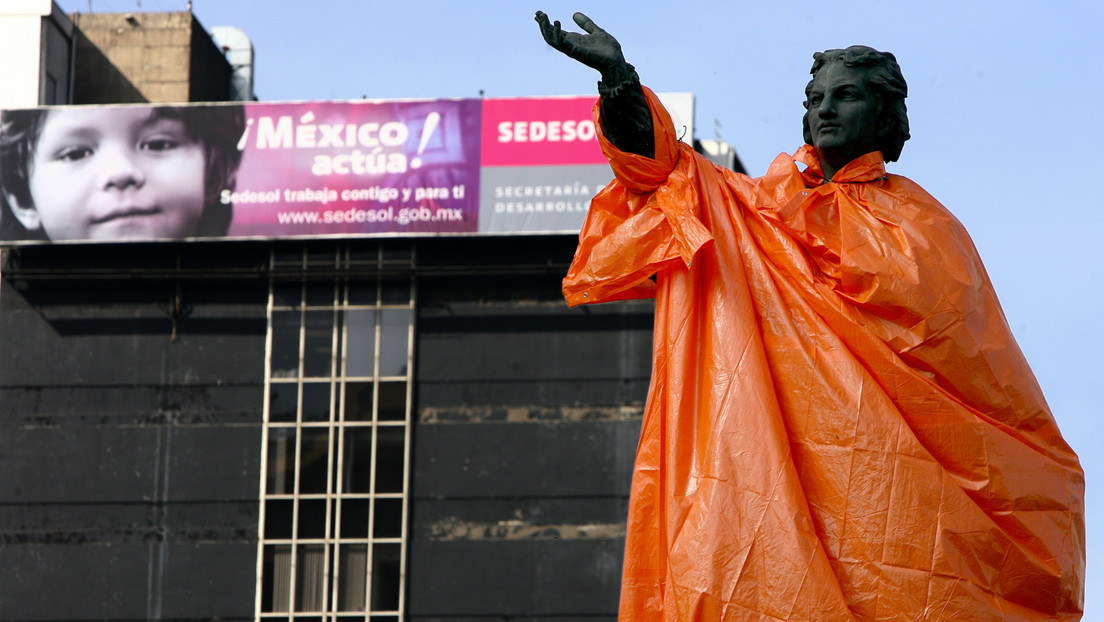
top-left (802, 45), bottom-right (910, 162)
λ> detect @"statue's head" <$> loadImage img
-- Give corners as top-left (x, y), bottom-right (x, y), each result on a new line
top-left (802, 46), bottom-right (910, 169)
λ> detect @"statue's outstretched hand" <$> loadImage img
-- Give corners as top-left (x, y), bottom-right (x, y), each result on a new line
top-left (535, 10), bottom-right (652, 159)
top-left (535, 11), bottom-right (625, 74)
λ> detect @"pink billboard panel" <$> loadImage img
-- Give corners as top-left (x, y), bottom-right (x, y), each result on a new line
top-left (478, 95), bottom-right (611, 234)
top-left (480, 96), bottom-right (604, 167)
top-left (230, 99), bottom-right (481, 237)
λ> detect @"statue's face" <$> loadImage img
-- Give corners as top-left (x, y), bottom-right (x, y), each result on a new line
top-left (805, 62), bottom-right (883, 170)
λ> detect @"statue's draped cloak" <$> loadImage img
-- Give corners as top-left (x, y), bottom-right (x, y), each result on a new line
top-left (563, 87), bottom-right (1084, 621)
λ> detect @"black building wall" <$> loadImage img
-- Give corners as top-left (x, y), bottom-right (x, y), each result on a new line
top-left (409, 238), bottom-right (651, 620)
top-left (188, 14), bottom-right (234, 103)
top-left (0, 236), bottom-right (651, 621)
top-left (0, 242), bottom-right (268, 621)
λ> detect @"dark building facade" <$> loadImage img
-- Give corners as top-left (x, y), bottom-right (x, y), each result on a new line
top-left (0, 7), bottom-right (651, 615)
top-left (0, 235), bottom-right (652, 620)
top-left (0, 6), bottom-right (750, 619)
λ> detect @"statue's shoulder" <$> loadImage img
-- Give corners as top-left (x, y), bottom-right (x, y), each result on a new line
top-left (879, 174), bottom-right (974, 242)
top-left (883, 173), bottom-right (945, 211)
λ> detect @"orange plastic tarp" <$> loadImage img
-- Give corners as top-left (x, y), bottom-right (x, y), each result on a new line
top-left (563, 87), bottom-right (1084, 621)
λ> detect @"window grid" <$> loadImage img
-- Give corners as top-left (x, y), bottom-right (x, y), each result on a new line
top-left (257, 244), bottom-right (413, 621)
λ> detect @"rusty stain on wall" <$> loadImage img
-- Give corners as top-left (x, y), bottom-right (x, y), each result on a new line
top-left (419, 404), bottom-right (644, 424)
top-left (428, 516), bottom-right (626, 541)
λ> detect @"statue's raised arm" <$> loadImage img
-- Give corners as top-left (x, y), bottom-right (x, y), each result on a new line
top-left (535, 11), bottom-right (654, 158)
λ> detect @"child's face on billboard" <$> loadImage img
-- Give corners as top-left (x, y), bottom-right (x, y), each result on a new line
top-left (20, 107), bottom-right (207, 240)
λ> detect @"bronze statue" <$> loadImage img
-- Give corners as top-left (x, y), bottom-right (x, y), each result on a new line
top-left (538, 11), bottom-right (1084, 622)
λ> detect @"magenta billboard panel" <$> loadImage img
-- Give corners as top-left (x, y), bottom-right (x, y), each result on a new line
top-left (479, 95), bottom-right (611, 233)
top-left (230, 99), bottom-right (481, 237)
top-left (0, 95), bottom-right (624, 243)
top-left (480, 96), bottom-right (605, 167)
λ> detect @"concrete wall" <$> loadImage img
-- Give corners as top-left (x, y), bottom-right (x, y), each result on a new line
top-left (188, 14), bottom-right (234, 103)
top-left (70, 11), bottom-right (230, 104)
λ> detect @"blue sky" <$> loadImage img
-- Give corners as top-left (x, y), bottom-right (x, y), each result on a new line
top-left (60, 0), bottom-right (1104, 615)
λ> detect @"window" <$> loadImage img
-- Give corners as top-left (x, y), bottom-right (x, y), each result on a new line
top-left (257, 244), bottom-right (413, 621)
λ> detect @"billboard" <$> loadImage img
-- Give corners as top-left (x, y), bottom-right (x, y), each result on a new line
top-left (0, 93), bottom-right (693, 243)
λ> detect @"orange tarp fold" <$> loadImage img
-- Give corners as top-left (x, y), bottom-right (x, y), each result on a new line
top-left (564, 87), bottom-right (1084, 621)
